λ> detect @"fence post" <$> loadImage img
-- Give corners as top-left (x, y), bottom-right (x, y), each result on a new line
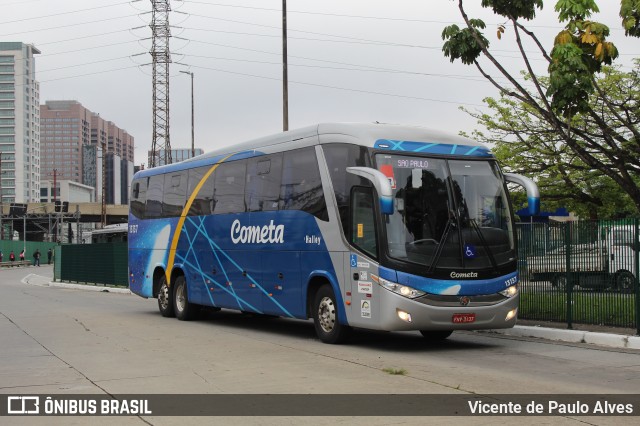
top-left (635, 217), bottom-right (639, 336)
top-left (565, 222), bottom-right (573, 329)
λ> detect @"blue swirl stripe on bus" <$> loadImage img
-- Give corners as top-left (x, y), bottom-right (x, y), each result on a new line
top-left (373, 140), bottom-right (493, 157)
top-left (182, 216), bottom-right (259, 312)
top-left (180, 215), bottom-right (294, 317)
top-left (178, 217), bottom-right (218, 307)
top-left (207, 238), bottom-right (294, 318)
top-left (188, 216), bottom-right (247, 310)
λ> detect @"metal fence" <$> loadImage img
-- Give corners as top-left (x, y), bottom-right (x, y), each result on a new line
top-left (56, 242), bottom-right (128, 286)
top-left (517, 218), bottom-right (640, 334)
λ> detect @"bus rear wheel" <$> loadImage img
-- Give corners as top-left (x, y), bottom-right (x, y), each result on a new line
top-left (313, 285), bottom-right (350, 344)
top-left (173, 275), bottom-right (197, 321)
top-left (157, 276), bottom-right (175, 318)
top-left (420, 330), bottom-right (453, 341)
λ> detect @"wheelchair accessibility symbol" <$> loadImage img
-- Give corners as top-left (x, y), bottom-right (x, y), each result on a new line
top-left (464, 244), bottom-right (477, 259)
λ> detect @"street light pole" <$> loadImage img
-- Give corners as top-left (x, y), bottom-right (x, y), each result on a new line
top-left (179, 70), bottom-right (195, 158)
top-left (282, 0), bottom-right (289, 131)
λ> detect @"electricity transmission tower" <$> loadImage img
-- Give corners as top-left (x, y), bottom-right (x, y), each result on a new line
top-left (149, 0), bottom-right (172, 168)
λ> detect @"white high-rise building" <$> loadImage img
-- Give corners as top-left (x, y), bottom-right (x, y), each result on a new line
top-left (0, 42), bottom-right (41, 204)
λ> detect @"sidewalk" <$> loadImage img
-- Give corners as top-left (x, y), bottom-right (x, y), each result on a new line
top-left (487, 319), bottom-right (640, 350)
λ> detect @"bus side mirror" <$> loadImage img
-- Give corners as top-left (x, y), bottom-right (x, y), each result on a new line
top-left (346, 167), bottom-right (394, 215)
top-left (504, 173), bottom-right (540, 216)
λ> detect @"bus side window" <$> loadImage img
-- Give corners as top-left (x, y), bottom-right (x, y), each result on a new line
top-left (246, 154), bottom-right (283, 212)
top-left (163, 172), bottom-right (187, 217)
top-left (213, 160), bottom-right (247, 214)
top-left (350, 186), bottom-right (378, 259)
top-left (130, 178), bottom-right (147, 219)
top-left (280, 147), bottom-right (328, 221)
top-left (145, 174), bottom-right (164, 219)
top-left (187, 166), bottom-right (215, 216)
top-left (322, 144), bottom-right (371, 232)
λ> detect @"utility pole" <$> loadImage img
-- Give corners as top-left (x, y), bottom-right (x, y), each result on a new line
top-left (180, 70), bottom-right (195, 158)
top-left (282, 0), bottom-right (289, 131)
top-left (101, 140), bottom-right (107, 227)
top-left (149, 0), bottom-right (172, 167)
top-left (0, 155), bottom-right (3, 240)
top-left (48, 169), bottom-right (62, 242)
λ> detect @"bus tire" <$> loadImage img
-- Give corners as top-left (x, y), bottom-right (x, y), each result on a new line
top-left (157, 276), bottom-right (175, 318)
top-left (420, 330), bottom-right (453, 341)
top-left (173, 275), bottom-right (197, 321)
top-left (312, 285), bottom-right (350, 344)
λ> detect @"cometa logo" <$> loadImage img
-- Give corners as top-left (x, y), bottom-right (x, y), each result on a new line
top-left (230, 219), bottom-right (285, 244)
top-left (450, 271), bottom-right (478, 279)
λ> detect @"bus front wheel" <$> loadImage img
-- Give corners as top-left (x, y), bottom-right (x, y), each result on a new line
top-left (157, 276), bottom-right (175, 318)
top-left (173, 275), bottom-right (197, 321)
top-left (312, 285), bottom-right (350, 344)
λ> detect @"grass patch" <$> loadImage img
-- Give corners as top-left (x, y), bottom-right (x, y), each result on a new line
top-left (520, 291), bottom-right (636, 327)
top-left (382, 367), bottom-right (408, 376)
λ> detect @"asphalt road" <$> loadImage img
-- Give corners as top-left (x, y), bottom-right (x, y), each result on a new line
top-left (1, 266), bottom-right (639, 425)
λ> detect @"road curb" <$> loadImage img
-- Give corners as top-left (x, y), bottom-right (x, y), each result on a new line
top-left (486, 325), bottom-right (640, 350)
top-left (49, 281), bottom-right (131, 294)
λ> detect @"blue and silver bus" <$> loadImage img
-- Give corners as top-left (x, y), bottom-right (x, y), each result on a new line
top-left (128, 123), bottom-right (539, 343)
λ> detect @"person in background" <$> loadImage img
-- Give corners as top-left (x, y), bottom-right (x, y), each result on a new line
top-left (19, 249), bottom-right (25, 261)
top-left (47, 248), bottom-right (53, 265)
top-left (9, 251), bottom-right (15, 262)
top-left (33, 249), bottom-right (41, 267)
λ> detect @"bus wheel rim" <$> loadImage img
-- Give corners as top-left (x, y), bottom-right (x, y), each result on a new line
top-left (318, 296), bottom-right (336, 333)
top-left (176, 284), bottom-right (185, 312)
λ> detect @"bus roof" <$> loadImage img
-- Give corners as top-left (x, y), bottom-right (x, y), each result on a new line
top-left (136, 122), bottom-right (490, 178)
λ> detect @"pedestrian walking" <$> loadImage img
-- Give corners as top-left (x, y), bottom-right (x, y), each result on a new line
top-left (19, 249), bottom-right (25, 261)
top-left (47, 248), bottom-right (52, 265)
top-left (33, 249), bottom-right (40, 267)
top-left (9, 251), bottom-right (15, 262)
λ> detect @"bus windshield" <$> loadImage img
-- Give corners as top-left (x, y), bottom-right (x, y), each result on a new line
top-left (377, 154), bottom-right (515, 271)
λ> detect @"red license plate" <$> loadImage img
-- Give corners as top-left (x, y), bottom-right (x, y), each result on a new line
top-left (452, 313), bottom-right (476, 324)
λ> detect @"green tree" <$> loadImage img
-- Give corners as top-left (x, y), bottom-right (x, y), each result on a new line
top-left (442, 0), bottom-right (640, 214)
top-left (463, 65), bottom-right (638, 219)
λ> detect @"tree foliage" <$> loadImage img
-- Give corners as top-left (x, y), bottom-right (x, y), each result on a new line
top-left (442, 0), bottom-right (640, 216)
top-left (462, 65), bottom-right (639, 219)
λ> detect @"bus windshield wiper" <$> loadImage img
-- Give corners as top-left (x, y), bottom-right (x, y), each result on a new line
top-left (427, 213), bottom-right (456, 273)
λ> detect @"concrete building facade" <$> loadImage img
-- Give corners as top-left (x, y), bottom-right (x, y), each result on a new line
top-left (40, 100), bottom-right (134, 205)
top-left (0, 42), bottom-right (41, 204)
top-left (40, 179), bottom-right (94, 203)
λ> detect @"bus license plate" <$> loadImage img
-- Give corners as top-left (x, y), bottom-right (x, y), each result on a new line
top-left (452, 313), bottom-right (476, 324)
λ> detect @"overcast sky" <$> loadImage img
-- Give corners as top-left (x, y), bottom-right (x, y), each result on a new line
top-left (3, 0), bottom-right (638, 166)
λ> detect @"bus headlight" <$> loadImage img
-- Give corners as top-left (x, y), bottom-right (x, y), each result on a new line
top-left (372, 274), bottom-right (426, 299)
top-left (499, 285), bottom-right (518, 298)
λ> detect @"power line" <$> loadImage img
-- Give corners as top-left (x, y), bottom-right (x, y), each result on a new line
top-left (181, 0), bottom-right (629, 33)
top-left (12, 54), bottom-right (146, 78)
top-left (12, 65), bottom-right (144, 86)
top-left (186, 63), bottom-right (488, 108)
top-left (180, 53), bottom-right (497, 83)
top-left (0, 0), bottom-right (140, 25)
top-left (0, 14), bottom-right (143, 37)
